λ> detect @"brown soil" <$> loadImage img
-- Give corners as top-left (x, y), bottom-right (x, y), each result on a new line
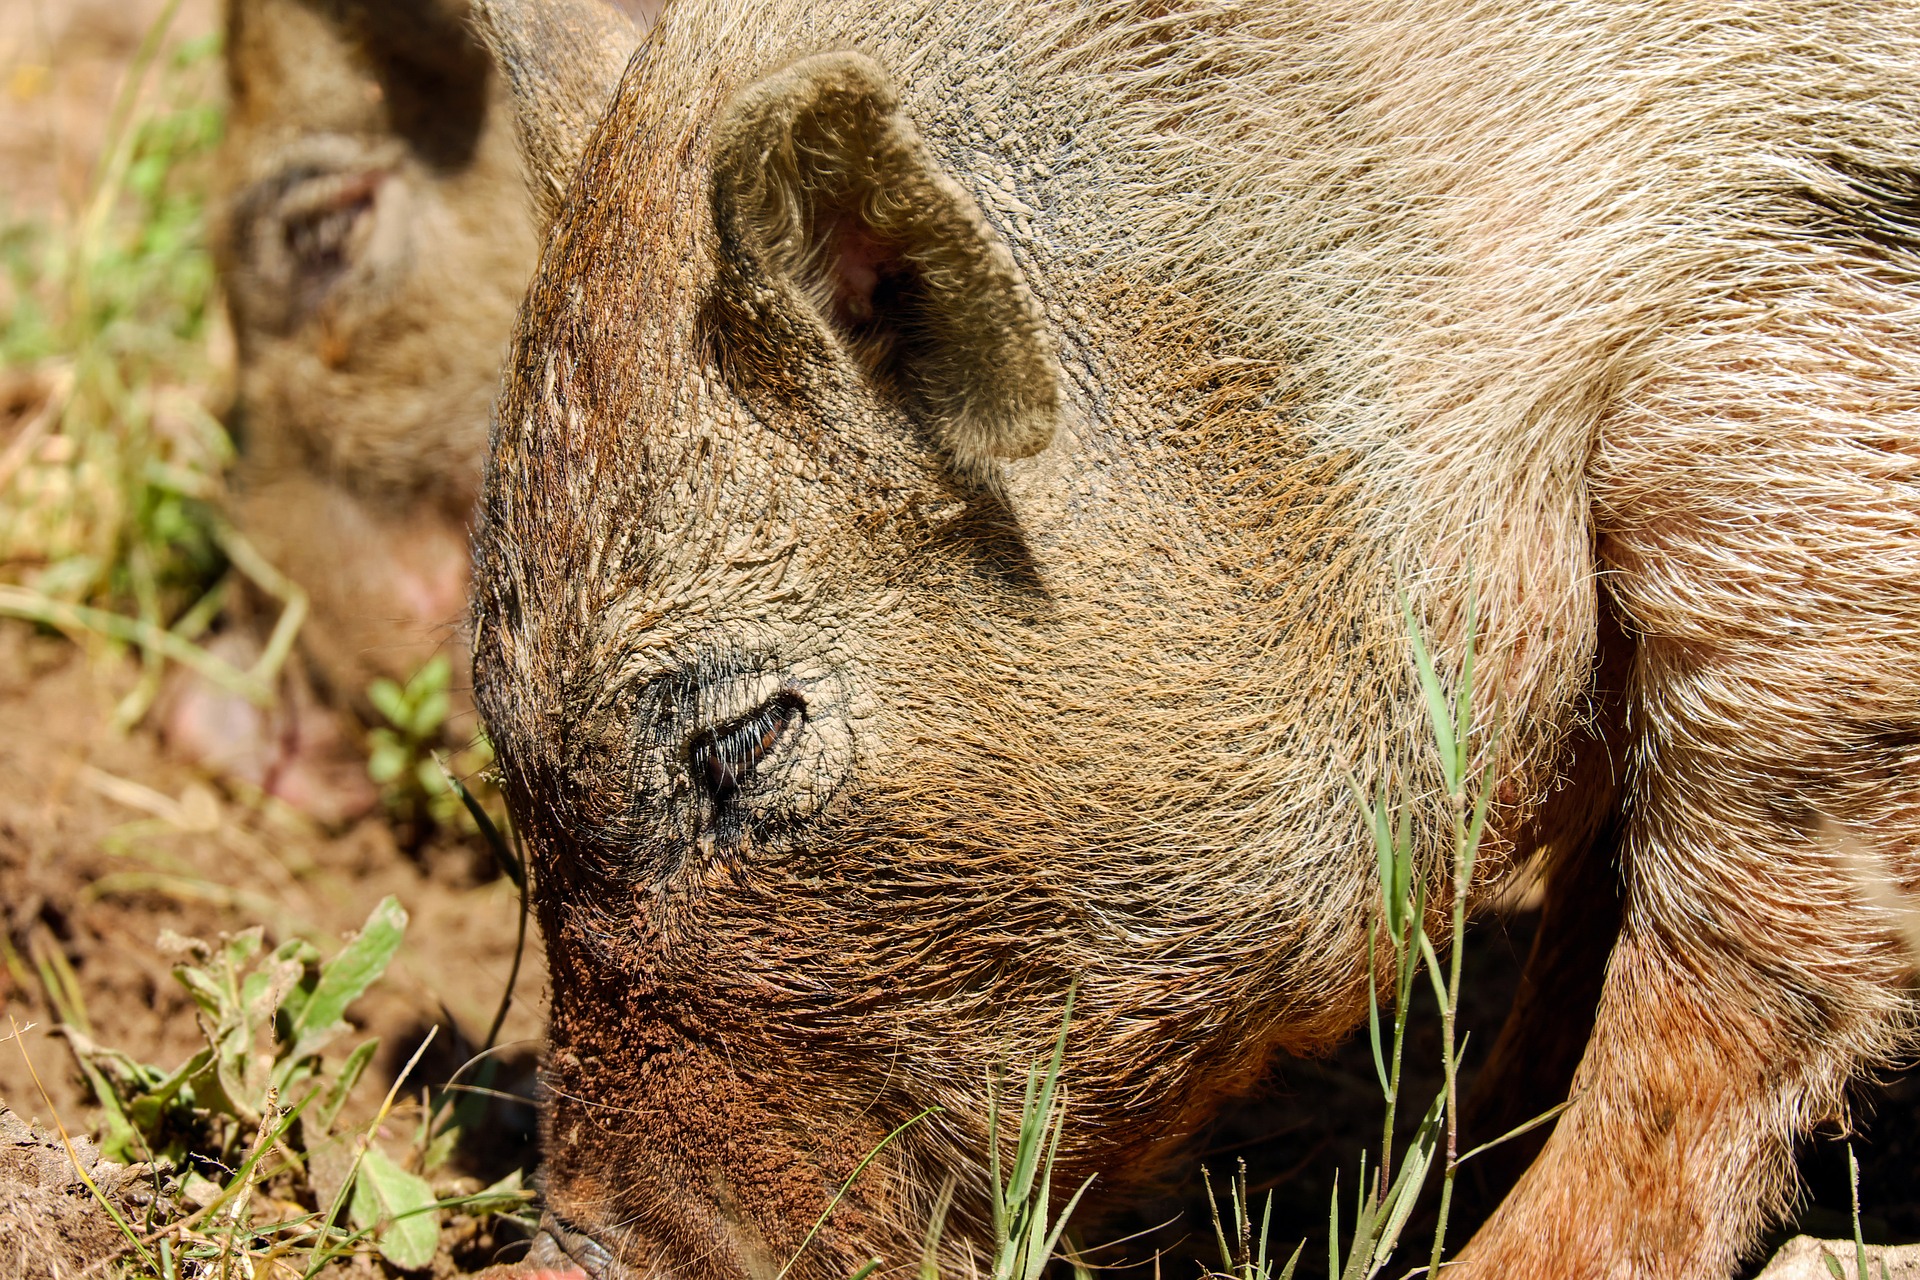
top-left (0, 625), bottom-right (548, 1272)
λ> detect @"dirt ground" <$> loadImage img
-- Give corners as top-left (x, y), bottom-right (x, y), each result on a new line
top-left (3, 2), bottom-right (1919, 1278)
top-left (0, 623), bottom-right (545, 1161)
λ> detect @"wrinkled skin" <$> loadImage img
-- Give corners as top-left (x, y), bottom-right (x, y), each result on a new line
top-left (470, 2), bottom-right (1920, 1277)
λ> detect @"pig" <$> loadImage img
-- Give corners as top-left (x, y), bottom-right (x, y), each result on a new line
top-left (176, 0), bottom-right (654, 817)
top-left (467, 1), bottom-right (1920, 1276)
top-left (155, 0), bottom-right (544, 818)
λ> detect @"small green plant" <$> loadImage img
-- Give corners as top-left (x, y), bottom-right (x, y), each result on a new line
top-left (1324, 601), bottom-right (1494, 1278)
top-left (367, 654), bottom-right (497, 831)
top-left (772, 995), bottom-right (1093, 1280)
top-left (48, 897), bottom-right (532, 1275)
top-left (984, 991), bottom-right (1096, 1280)
top-left (1303, 596), bottom-right (1563, 1280)
top-left (1203, 1161), bottom-right (1302, 1280)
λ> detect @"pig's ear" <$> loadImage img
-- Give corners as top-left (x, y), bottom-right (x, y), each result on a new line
top-left (471, 0), bottom-right (640, 234)
top-left (710, 52), bottom-right (1059, 485)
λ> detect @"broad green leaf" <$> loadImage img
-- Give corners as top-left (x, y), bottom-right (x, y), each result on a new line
top-left (367, 679), bottom-right (408, 729)
top-left (71, 1050), bottom-right (142, 1164)
top-left (367, 731), bottom-right (408, 784)
top-left (283, 897), bottom-right (406, 1067)
top-left (221, 928), bottom-right (264, 981)
top-left (421, 1122), bottom-right (460, 1175)
top-left (171, 962), bottom-right (228, 1024)
top-left (274, 939), bottom-right (325, 1031)
top-left (410, 688), bottom-right (450, 740)
top-left (125, 1046), bottom-right (213, 1135)
top-left (348, 1145), bottom-right (440, 1271)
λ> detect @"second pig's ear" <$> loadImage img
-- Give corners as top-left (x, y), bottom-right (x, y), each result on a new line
top-left (710, 52), bottom-right (1060, 486)
top-left (471, 0), bottom-right (641, 235)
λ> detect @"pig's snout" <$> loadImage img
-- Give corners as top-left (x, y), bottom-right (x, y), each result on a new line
top-left (528, 1212), bottom-right (615, 1278)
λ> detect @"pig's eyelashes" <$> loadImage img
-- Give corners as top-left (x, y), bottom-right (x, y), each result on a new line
top-left (281, 179), bottom-right (379, 282)
top-left (686, 690), bottom-right (805, 809)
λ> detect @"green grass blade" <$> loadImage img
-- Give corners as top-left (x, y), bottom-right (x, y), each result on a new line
top-left (1455, 1099), bottom-right (1571, 1167)
top-left (1364, 1094), bottom-right (1443, 1278)
top-left (443, 761), bottom-right (523, 890)
top-left (1402, 600), bottom-right (1458, 791)
top-left (312, 1038), bottom-right (379, 1136)
top-left (1366, 924), bottom-right (1388, 1096)
top-left (1326, 1167), bottom-right (1341, 1280)
top-left (1036, 1175), bottom-right (1097, 1274)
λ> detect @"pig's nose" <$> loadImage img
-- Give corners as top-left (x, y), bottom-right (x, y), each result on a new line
top-left (531, 1212), bottom-right (615, 1277)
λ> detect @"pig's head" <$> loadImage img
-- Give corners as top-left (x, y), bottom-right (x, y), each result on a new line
top-left (471, 1), bottom-right (1514, 1275)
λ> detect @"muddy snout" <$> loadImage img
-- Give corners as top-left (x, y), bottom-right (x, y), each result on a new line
top-left (525, 1210), bottom-right (613, 1278)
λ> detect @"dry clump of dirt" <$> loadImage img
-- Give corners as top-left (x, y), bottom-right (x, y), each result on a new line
top-left (0, 1104), bottom-right (174, 1280)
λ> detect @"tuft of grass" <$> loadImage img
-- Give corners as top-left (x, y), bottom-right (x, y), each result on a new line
top-left (1308, 600), bottom-right (1495, 1280)
top-left (770, 994), bottom-right (1095, 1280)
top-left (43, 897), bottom-right (534, 1276)
top-left (0, 2), bottom-right (305, 728)
top-left (1204, 1161), bottom-right (1302, 1280)
top-left (1177, 598), bottom-right (1532, 1280)
top-left (984, 991), bottom-right (1097, 1280)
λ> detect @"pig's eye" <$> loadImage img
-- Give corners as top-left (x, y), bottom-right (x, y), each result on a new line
top-left (687, 691), bottom-right (804, 807)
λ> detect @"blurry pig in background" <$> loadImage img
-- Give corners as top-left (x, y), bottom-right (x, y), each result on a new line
top-left (166, 0), bottom-right (656, 821)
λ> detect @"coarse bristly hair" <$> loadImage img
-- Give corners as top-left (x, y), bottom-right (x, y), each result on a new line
top-left (468, 1), bottom-right (1920, 1277)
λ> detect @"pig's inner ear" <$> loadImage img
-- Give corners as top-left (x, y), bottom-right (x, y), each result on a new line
top-left (710, 52), bottom-right (1060, 483)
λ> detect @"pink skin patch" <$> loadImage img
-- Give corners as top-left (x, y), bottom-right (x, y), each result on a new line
top-left (159, 634), bottom-right (378, 826)
top-left (830, 224), bottom-right (894, 327)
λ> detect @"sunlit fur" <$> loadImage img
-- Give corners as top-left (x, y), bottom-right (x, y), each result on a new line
top-left (708, 50), bottom-right (1060, 483)
top-left (471, 2), bottom-right (1920, 1277)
